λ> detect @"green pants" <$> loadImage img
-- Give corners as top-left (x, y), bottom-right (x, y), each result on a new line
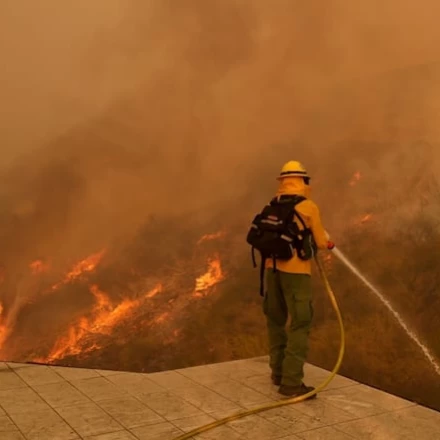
top-left (263, 269), bottom-right (313, 386)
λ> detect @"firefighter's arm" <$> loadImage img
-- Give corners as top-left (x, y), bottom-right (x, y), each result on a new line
top-left (309, 203), bottom-right (331, 250)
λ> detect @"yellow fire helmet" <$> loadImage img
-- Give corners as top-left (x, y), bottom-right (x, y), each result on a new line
top-left (277, 160), bottom-right (309, 180)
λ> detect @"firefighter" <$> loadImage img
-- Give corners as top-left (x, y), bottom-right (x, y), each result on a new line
top-left (263, 161), bottom-right (333, 397)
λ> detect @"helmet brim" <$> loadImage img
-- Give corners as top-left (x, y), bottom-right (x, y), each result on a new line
top-left (276, 174), bottom-right (310, 180)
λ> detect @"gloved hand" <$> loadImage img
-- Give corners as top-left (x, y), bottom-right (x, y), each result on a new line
top-left (327, 241), bottom-right (335, 250)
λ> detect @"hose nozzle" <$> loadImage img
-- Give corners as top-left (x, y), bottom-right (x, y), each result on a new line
top-left (325, 230), bottom-right (335, 250)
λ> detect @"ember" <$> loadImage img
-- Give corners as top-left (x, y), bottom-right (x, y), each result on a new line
top-left (359, 213), bottom-right (373, 224)
top-left (349, 171), bottom-right (362, 186)
top-left (29, 259), bottom-right (50, 275)
top-left (152, 312), bottom-right (170, 325)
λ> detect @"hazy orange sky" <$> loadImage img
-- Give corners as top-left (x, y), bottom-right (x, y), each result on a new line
top-left (2, 0), bottom-right (440, 168)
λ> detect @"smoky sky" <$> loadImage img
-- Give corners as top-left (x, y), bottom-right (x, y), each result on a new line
top-left (1, 0), bottom-right (440, 267)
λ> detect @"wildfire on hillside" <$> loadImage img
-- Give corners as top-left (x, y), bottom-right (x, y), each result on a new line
top-left (0, 218), bottom-right (342, 368)
top-left (0, 231), bottom-right (227, 366)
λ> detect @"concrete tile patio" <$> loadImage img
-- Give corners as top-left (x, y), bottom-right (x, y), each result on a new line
top-left (0, 357), bottom-right (439, 439)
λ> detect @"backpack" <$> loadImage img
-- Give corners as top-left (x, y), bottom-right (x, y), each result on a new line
top-left (246, 195), bottom-right (317, 296)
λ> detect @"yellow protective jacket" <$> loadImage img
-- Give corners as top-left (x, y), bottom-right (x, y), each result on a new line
top-left (265, 176), bottom-right (328, 275)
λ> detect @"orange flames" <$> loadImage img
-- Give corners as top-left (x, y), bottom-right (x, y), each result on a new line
top-left (197, 231), bottom-right (225, 245)
top-left (43, 283), bottom-right (162, 362)
top-left (0, 302), bottom-right (7, 349)
top-left (51, 249), bottom-right (106, 291)
top-left (151, 312), bottom-right (170, 325)
top-left (349, 171), bottom-right (362, 187)
top-left (145, 288), bottom-right (160, 299)
top-left (355, 213), bottom-right (373, 225)
top-left (30, 259), bottom-right (50, 275)
top-left (21, 233), bottom-right (227, 363)
top-left (193, 255), bottom-right (225, 298)
top-left (361, 214), bottom-right (373, 223)
top-left (0, 250), bottom-right (108, 354)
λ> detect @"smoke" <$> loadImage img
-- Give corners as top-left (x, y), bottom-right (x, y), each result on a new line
top-left (1, 1), bottom-right (440, 303)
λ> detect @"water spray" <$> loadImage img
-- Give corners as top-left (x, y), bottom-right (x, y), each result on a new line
top-left (331, 246), bottom-right (440, 376)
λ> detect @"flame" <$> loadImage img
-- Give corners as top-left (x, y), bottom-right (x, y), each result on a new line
top-left (197, 231), bottom-right (225, 245)
top-left (353, 213), bottom-right (374, 227)
top-left (151, 312), bottom-right (170, 325)
top-left (145, 287), bottom-right (160, 299)
top-left (29, 259), bottom-right (50, 275)
top-left (349, 171), bottom-right (362, 186)
top-left (51, 249), bottom-right (106, 290)
top-left (193, 256), bottom-right (224, 297)
top-left (360, 213), bottom-right (373, 224)
top-left (43, 283), bottom-right (162, 361)
top-left (0, 303), bottom-right (7, 349)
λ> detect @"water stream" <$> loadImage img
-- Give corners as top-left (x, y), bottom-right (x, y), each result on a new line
top-left (332, 246), bottom-right (440, 376)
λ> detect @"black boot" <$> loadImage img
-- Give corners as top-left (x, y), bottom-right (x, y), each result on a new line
top-left (278, 383), bottom-right (316, 399)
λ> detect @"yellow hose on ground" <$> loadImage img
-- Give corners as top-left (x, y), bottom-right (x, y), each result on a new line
top-left (172, 255), bottom-right (345, 440)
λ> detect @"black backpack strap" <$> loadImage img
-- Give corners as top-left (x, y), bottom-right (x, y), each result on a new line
top-left (283, 195), bottom-right (307, 230)
top-left (259, 255), bottom-right (266, 297)
top-left (292, 208), bottom-right (307, 229)
top-left (251, 247), bottom-right (257, 268)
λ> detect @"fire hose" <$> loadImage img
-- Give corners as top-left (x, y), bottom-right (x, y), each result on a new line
top-left (172, 254), bottom-right (345, 440)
